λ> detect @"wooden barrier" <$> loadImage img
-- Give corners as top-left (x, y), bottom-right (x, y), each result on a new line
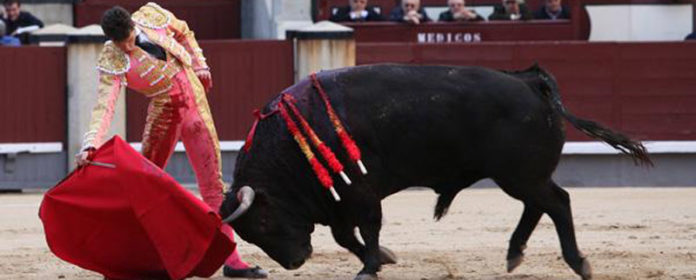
top-left (0, 47), bottom-right (66, 143)
top-left (126, 40), bottom-right (295, 141)
top-left (357, 41), bottom-right (696, 141)
top-left (74, 0), bottom-right (241, 39)
top-left (3, 41), bottom-right (696, 144)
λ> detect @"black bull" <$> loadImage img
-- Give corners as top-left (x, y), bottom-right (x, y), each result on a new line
top-left (221, 64), bottom-right (651, 280)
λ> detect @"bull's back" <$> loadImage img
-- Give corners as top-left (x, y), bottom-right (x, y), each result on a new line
top-left (314, 64), bottom-right (564, 191)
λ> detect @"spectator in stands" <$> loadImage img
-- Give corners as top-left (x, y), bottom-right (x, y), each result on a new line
top-left (0, 19), bottom-right (20, 46)
top-left (488, 0), bottom-right (532, 21)
top-left (534, 0), bottom-right (570, 20)
top-left (1, 0), bottom-right (43, 44)
top-left (439, 0), bottom-right (484, 22)
top-left (330, 0), bottom-right (384, 22)
top-left (389, 0), bottom-right (431, 24)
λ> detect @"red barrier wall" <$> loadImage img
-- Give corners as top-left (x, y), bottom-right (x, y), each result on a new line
top-left (357, 41), bottom-right (696, 141)
top-left (0, 47), bottom-right (66, 143)
top-left (126, 40), bottom-right (294, 142)
top-left (74, 0), bottom-right (241, 40)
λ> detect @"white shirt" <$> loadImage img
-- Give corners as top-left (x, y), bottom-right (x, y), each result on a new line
top-left (349, 10), bottom-right (369, 20)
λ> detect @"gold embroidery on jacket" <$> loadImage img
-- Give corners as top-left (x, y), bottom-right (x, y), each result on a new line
top-left (131, 3), bottom-right (170, 30)
top-left (132, 48), bottom-right (183, 97)
top-left (96, 42), bottom-right (130, 75)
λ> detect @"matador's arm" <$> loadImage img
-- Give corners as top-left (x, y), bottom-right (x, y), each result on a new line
top-left (166, 11), bottom-right (209, 72)
top-left (81, 73), bottom-right (123, 152)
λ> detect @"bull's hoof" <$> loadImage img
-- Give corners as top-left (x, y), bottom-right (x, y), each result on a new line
top-left (506, 255), bottom-right (524, 273)
top-left (379, 246), bottom-right (397, 265)
top-left (506, 244), bottom-right (526, 273)
top-left (578, 258), bottom-right (592, 280)
top-left (223, 265), bottom-right (268, 279)
top-left (569, 256), bottom-right (592, 280)
top-left (354, 273), bottom-right (378, 280)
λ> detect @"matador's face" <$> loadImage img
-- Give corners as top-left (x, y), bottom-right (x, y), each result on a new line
top-left (114, 29), bottom-right (137, 53)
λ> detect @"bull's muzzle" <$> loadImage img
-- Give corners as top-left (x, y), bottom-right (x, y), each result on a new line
top-left (221, 186), bottom-right (255, 223)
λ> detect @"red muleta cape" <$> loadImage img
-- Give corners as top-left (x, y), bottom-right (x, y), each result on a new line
top-left (39, 136), bottom-right (233, 279)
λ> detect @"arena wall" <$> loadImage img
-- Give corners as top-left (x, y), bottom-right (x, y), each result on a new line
top-left (3, 39), bottom-right (696, 189)
top-left (0, 47), bottom-right (67, 189)
top-left (125, 40), bottom-right (295, 142)
top-left (135, 41), bottom-right (696, 188)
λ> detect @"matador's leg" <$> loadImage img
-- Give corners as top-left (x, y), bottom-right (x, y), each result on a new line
top-left (176, 70), bottom-right (250, 270)
top-left (141, 93), bottom-right (184, 168)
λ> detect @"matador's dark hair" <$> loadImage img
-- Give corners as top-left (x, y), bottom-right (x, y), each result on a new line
top-left (3, 0), bottom-right (21, 7)
top-left (101, 6), bottom-right (134, 42)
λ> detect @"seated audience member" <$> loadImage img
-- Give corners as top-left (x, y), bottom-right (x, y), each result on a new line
top-left (389, 0), bottom-right (431, 24)
top-left (488, 0), bottom-right (532, 21)
top-left (0, 20), bottom-right (20, 46)
top-left (534, 0), bottom-right (570, 20)
top-left (330, 0), bottom-right (384, 22)
top-left (2, 0), bottom-right (43, 44)
top-left (686, 32), bottom-right (696, 40)
top-left (439, 0), bottom-right (484, 22)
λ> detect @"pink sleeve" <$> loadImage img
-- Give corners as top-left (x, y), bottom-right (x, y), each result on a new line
top-left (81, 73), bottom-right (123, 151)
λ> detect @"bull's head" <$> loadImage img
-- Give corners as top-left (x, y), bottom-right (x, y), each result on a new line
top-left (220, 186), bottom-right (314, 270)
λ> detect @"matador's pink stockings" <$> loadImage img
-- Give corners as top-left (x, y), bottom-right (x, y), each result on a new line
top-left (141, 70), bottom-right (249, 270)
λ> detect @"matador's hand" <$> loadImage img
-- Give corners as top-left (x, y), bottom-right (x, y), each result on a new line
top-left (75, 147), bottom-right (95, 167)
top-left (195, 69), bottom-right (213, 93)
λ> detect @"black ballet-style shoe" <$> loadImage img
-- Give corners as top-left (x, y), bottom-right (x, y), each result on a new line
top-left (222, 265), bottom-right (268, 279)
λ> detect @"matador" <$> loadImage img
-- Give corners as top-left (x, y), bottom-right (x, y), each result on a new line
top-left (75, 3), bottom-right (267, 278)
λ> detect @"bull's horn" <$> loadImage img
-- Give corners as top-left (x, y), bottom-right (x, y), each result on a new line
top-left (222, 186), bottom-right (255, 223)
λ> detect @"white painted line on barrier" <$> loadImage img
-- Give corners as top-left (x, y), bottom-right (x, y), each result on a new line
top-left (129, 141), bottom-right (245, 152)
top-left (1, 141), bottom-right (693, 155)
top-left (125, 141), bottom-right (696, 155)
top-left (0, 142), bottom-right (63, 154)
top-left (0, 203), bottom-right (40, 208)
top-left (562, 141), bottom-right (696, 154)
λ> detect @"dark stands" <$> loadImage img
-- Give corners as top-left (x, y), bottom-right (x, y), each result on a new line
top-left (488, 0), bottom-right (534, 21)
top-left (318, 0), bottom-right (696, 43)
top-left (317, 0), bottom-right (547, 21)
top-left (318, 0), bottom-right (585, 42)
top-left (0, 20), bottom-right (20, 45)
top-left (329, 0), bottom-right (385, 22)
top-left (74, 0), bottom-right (241, 39)
top-left (1, 0), bottom-right (44, 44)
top-left (533, 0), bottom-right (571, 20)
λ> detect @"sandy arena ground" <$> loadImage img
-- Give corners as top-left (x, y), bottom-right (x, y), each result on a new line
top-left (1, 187), bottom-right (695, 280)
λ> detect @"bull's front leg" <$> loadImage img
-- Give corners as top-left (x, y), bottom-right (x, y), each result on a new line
top-left (354, 207), bottom-right (383, 280)
top-left (331, 224), bottom-right (397, 266)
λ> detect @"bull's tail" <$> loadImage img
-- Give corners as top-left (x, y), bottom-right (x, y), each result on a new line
top-left (536, 66), bottom-right (653, 166)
